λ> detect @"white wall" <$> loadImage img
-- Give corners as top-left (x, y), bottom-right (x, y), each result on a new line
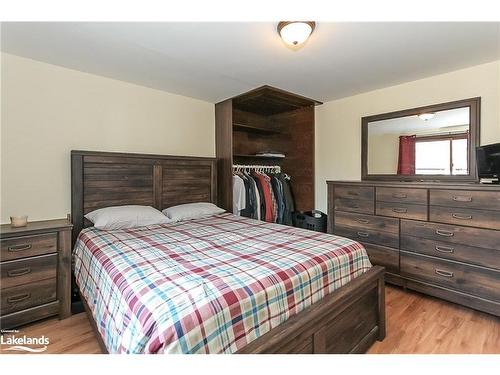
top-left (367, 133), bottom-right (400, 174)
top-left (315, 60), bottom-right (500, 212)
top-left (1, 53), bottom-right (215, 223)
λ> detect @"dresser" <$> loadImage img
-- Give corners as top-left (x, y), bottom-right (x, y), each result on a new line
top-left (327, 181), bottom-right (500, 317)
top-left (0, 219), bottom-right (73, 328)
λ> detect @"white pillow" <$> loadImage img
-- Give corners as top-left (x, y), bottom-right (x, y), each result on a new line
top-left (85, 205), bottom-right (172, 230)
top-left (162, 202), bottom-right (225, 221)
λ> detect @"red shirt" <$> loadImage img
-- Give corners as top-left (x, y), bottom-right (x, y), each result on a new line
top-left (253, 172), bottom-right (275, 222)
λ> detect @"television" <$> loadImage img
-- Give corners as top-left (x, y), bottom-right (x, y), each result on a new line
top-left (476, 142), bottom-right (500, 179)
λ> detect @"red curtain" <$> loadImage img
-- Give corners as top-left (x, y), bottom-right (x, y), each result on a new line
top-left (397, 135), bottom-right (416, 175)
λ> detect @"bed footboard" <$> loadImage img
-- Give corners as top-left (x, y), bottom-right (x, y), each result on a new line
top-left (237, 266), bottom-right (386, 354)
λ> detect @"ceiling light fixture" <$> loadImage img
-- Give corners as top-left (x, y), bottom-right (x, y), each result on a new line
top-left (277, 21), bottom-right (315, 47)
top-left (418, 113), bottom-right (435, 121)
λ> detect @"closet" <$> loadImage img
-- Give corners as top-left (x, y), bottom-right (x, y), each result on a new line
top-left (215, 85), bottom-right (322, 215)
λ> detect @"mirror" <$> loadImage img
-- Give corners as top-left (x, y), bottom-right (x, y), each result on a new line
top-left (362, 98), bottom-right (480, 182)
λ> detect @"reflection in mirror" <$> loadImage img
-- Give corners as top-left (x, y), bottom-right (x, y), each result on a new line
top-left (367, 107), bottom-right (470, 176)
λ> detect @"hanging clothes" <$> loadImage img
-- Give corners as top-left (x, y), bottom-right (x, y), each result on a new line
top-left (268, 178), bottom-right (278, 223)
top-left (270, 175), bottom-right (285, 224)
top-left (232, 166), bottom-right (295, 226)
top-left (242, 173), bottom-right (255, 218)
top-left (248, 174), bottom-right (261, 220)
top-left (252, 171), bottom-right (274, 222)
top-left (255, 171), bottom-right (280, 223)
top-left (279, 174), bottom-right (295, 225)
top-left (232, 174), bottom-right (246, 216)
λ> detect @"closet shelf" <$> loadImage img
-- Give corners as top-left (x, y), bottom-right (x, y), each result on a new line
top-left (233, 154), bottom-right (285, 160)
top-left (233, 123), bottom-right (281, 135)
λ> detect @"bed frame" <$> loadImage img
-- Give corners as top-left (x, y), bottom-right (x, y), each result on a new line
top-left (71, 150), bottom-right (386, 354)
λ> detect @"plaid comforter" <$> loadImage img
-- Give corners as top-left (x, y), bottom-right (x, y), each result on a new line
top-left (73, 213), bottom-right (371, 354)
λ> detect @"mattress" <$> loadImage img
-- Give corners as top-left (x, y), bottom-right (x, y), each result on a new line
top-left (73, 213), bottom-right (371, 353)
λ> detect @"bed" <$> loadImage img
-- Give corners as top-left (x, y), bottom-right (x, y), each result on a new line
top-left (71, 150), bottom-right (385, 354)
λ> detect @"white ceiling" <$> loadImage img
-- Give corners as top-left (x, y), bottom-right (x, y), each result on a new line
top-left (1, 22), bottom-right (499, 103)
top-left (369, 107), bottom-right (470, 135)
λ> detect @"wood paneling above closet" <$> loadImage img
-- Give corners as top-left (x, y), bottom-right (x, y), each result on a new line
top-left (232, 85), bottom-right (322, 116)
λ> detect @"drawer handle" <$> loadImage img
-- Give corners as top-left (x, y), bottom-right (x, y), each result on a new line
top-left (392, 207), bottom-right (407, 213)
top-left (357, 231), bottom-right (370, 238)
top-left (356, 218), bottom-right (370, 224)
top-left (435, 245), bottom-right (455, 253)
top-left (436, 229), bottom-right (454, 237)
top-left (435, 269), bottom-right (454, 278)
top-left (348, 192), bottom-right (359, 197)
top-left (7, 267), bottom-right (31, 277)
top-left (452, 196), bottom-right (472, 202)
top-left (352, 204), bottom-right (360, 209)
top-left (392, 193), bottom-right (408, 199)
top-left (7, 244), bottom-right (33, 252)
top-left (7, 293), bottom-right (31, 304)
top-left (452, 213), bottom-right (472, 220)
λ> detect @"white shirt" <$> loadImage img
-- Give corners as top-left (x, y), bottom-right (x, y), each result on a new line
top-left (233, 175), bottom-right (246, 215)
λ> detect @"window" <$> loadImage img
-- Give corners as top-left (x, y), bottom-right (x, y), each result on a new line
top-left (415, 134), bottom-right (468, 175)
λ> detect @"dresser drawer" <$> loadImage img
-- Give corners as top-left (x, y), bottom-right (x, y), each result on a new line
top-left (430, 189), bottom-right (500, 211)
top-left (362, 242), bottom-right (399, 274)
top-left (0, 254), bottom-right (57, 289)
top-left (334, 186), bottom-right (374, 201)
top-left (1, 233), bottom-right (57, 262)
top-left (401, 235), bottom-right (500, 270)
top-left (334, 198), bottom-right (374, 214)
top-left (334, 225), bottom-right (399, 248)
top-left (376, 201), bottom-right (427, 221)
top-left (376, 187), bottom-right (427, 205)
top-left (334, 211), bottom-right (399, 233)
top-left (401, 251), bottom-right (500, 302)
top-left (429, 206), bottom-right (500, 230)
top-left (0, 278), bottom-right (57, 315)
top-left (401, 219), bottom-right (500, 250)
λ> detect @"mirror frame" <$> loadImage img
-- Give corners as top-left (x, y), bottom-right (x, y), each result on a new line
top-left (361, 97), bottom-right (481, 182)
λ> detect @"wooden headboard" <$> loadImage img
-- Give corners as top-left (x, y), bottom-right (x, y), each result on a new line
top-left (71, 150), bottom-right (217, 245)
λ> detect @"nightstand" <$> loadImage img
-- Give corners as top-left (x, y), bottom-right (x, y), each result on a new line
top-left (0, 219), bottom-right (73, 328)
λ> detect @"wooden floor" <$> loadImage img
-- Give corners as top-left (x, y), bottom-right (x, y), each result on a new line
top-left (368, 286), bottom-right (500, 353)
top-left (2, 286), bottom-right (499, 354)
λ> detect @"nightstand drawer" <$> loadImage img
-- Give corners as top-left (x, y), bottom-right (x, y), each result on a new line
top-left (1, 278), bottom-right (57, 315)
top-left (0, 254), bottom-right (57, 289)
top-left (1, 233), bottom-right (57, 261)
top-left (0, 218), bottom-right (72, 328)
